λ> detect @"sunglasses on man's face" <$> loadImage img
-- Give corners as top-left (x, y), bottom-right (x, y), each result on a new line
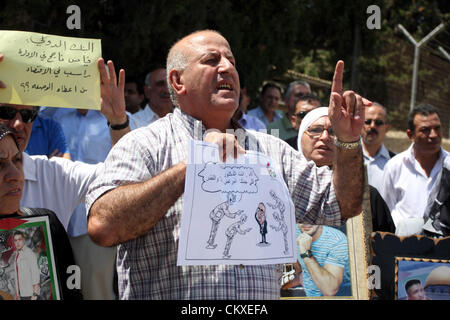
top-left (295, 111), bottom-right (309, 119)
top-left (0, 106), bottom-right (38, 123)
top-left (364, 119), bottom-right (385, 126)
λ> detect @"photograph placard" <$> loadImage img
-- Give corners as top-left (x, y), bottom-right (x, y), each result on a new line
top-left (370, 232), bottom-right (450, 300)
top-left (395, 257), bottom-right (450, 300)
top-left (0, 216), bottom-right (60, 300)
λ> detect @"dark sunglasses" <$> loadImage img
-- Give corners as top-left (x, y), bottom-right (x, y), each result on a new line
top-left (295, 111), bottom-right (309, 119)
top-left (364, 119), bottom-right (385, 126)
top-left (0, 106), bottom-right (38, 123)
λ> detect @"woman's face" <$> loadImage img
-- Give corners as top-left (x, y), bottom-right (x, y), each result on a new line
top-left (301, 116), bottom-right (335, 167)
top-left (0, 135), bottom-right (24, 214)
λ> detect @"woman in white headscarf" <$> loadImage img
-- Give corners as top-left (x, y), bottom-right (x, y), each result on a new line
top-left (296, 107), bottom-right (395, 234)
top-left (297, 107), bottom-right (334, 167)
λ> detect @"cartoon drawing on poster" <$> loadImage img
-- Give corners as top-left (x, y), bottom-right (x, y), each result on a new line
top-left (267, 190), bottom-right (289, 255)
top-left (255, 203), bottom-right (269, 246)
top-left (222, 215), bottom-right (252, 259)
top-left (177, 140), bottom-right (297, 266)
top-left (206, 193), bottom-right (243, 249)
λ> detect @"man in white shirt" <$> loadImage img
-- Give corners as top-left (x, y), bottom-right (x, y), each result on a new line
top-left (130, 67), bottom-right (173, 129)
top-left (13, 231), bottom-right (40, 300)
top-left (361, 102), bottom-right (395, 191)
top-left (380, 104), bottom-right (448, 236)
top-left (40, 107), bottom-right (118, 300)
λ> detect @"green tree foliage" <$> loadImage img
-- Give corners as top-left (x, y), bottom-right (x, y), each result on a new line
top-left (0, 0), bottom-right (448, 130)
top-left (0, 0), bottom-right (301, 98)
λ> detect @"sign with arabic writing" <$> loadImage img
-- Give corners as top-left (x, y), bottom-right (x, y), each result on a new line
top-left (178, 140), bottom-right (297, 266)
top-left (0, 30), bottom-right (101, 109)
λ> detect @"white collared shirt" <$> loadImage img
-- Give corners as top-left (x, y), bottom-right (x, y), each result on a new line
top-left (380, 143), bottom-right (448, 235)
top-left (362, 143), bottom-right (392, 192)
top-left (40, 108), bottom-right (112, 236)
top-left (14, 245), bottom-right (40, 297)
top-left (129, 104), bottom-right (159, 130)
top-left (21, 152), bottom-right (101, 231)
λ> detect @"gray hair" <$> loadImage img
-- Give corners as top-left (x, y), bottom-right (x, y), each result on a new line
top-left (166, 29), bottom-right (224, 106)
top-left (284, 80), bottom-right (311, 100)
top-left (166, 46), bottom-right (189, 106)
top-left (144, 67), bottom-right (166, 88)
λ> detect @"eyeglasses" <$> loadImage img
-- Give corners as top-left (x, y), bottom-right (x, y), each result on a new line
top-left (295, 111), bottom-right (309, 119)
top-left (364, 119), bottom-right (385, 126)
top-left (305, 125), bottom-right (334, 138)
top-left (0, 106), bottom-right (38, 123)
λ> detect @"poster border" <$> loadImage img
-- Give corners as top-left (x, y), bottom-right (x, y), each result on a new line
top-left (0, 215), bottom-right (60, 300)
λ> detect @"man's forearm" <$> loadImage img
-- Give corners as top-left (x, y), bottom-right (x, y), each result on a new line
top-left (333, 146), bottom-right (364, 219)
top-left (88, 161), bottom-right (187, 246)
top-left (303, 257), bottom-right (342, 296)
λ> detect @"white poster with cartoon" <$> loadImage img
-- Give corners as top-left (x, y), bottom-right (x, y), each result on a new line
top-left (177, 140), bottom-right (297, 266)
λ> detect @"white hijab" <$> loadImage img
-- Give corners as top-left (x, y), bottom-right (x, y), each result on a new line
top-left (297, 107), bottom-right (329, 158)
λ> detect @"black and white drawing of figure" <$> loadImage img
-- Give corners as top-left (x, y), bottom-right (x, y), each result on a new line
top-left (255, 203), bottom-right (269, 245)
top-left (223, 215), bottom-right (252, 259)
top-left (270, 211), bottom-right (289, 255)
top-left (206, 193), bottom-right (243, 249)
top-left (266, 190), bottom-right (285, 213)
top-left (267, 190), bottom-right (289, 255)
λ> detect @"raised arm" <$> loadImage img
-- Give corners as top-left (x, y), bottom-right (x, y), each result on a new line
top-left (329, 61), bottom-right (370, 219)
top-left (97, 58), bottom-right (131, 145)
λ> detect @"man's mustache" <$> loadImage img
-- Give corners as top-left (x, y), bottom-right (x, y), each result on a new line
top-left (367, 128), bottom-right (378, 135)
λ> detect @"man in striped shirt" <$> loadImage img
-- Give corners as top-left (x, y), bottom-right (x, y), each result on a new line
top-left (296, 224), bottom-right (351, 297)
top-left (86, 30), bottom-right (370, 299)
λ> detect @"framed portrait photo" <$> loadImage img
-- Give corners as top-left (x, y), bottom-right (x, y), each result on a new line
top-left (395, 257), bottom-right (450, 300)
top-left (0, 216), bottom-right (60, 300)
top-left (280, 180), bottom-right (372, 300)
top-left (370, 232), bottom-right (450, 300)
top-left (280, 208), bottom-right (371, 300)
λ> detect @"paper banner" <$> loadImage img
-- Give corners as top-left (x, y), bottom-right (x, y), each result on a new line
top-left (0, 30), bottom-right (101, 109)
top-left (178, 140), bottom-right (297, 266)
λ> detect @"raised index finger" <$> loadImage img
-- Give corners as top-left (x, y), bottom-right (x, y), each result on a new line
top-left (331, 60), bottom-right (344, 95)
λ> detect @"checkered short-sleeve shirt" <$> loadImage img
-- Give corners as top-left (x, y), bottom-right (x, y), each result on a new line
top-left (86, 107), bottom-right (342, 300)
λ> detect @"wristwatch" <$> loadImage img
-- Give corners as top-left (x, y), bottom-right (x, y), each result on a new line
top-left (300, 250), bottom-right (313, 259)
top-left (107, 115), bottom-right (129, 130)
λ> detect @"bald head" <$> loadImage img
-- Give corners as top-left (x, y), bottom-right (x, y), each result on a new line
top-left (165, 30), bottom-right (240, 131)
top-left (167, 30), bottom-right (225, 105)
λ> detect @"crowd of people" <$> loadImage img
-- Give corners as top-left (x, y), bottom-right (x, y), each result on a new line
top-left (0, 29), bottom-right (448, 300)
